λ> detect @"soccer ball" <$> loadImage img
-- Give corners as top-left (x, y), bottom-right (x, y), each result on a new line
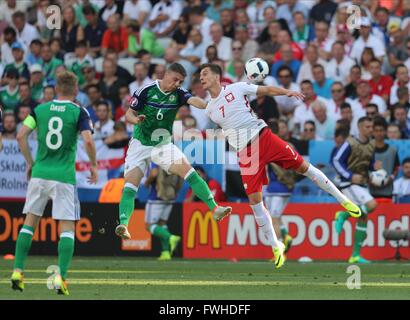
top-left (369, 169), bottom-right (389, 187)
top-left (245, 58), bottom-right (269, 82)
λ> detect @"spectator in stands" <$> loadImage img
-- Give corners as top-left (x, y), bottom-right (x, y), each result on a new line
top-left (127, 21), bottom-right (165, 58)
top-left (0, 0), bottom-right (29, 25)
top-left (390, 64), bottom-right (410, 106)
top-left (185, 165), bottom-right (226, 203)
top-left (57, 5), bottom-right (84, 53)
top-left (42, 85), bottom-right (55, 103)
top-left (94, 101), bottom-right (115, 140)
top-left (210, 58), bottom-right (233, 86)
top-left (2, 113), bottom-right (17, 140)
top-left (81, 64), bottom-right (99, 89)
top-left (69, 41), bottom-right (94, 89)
top-left (274, 66), bottom-right (300, 115)
top-left (368, 59), bottom-right (394, 103)
top-left (273, 30), bottom-right (304, 62)
top-left (350, 80), bottom-right (387, 119)
top-left (171, 14), bottom-right (192, 50)
top-left (312, 64), bottom-right (334, 100)
top-left (83, 4), bottom-right (106, 58)
top-left (365, 103), bottom-right (380, 120)
top-left (345, 65), bottom-right (362, 99)
top-left (101, 14), bottom-right (128, 58)
top-left (231, 59), bottom-right (247, 82)
top-left (393, 105), bottom-right (410, 139)
top-left (149, 0), bottom-right (182, 38)
top-left (312, 100), bottom-right (335, 140)
top-left (405, 38), bottom-right (410, 71)
top-left (18, 82), bottom-right (36, 110)
top-left (311, 21), bottom-right (334, 61)
top-left (4, 42), bottom-right (30, 81)
top-left (310, 0), bottom-right (338, 25)
top-left (293, 80), bottom-right (327, 136)
top-left (1, 27), bottom-right (18, 66)
top-left (301, 120), bottom-right (320, 143)
top-left (114, 84), bottom-right (131, 120)
top-left (393, 158), bottom-right (410, 199)
top-left (393, 87), bottom-right (410, 113)
top-left (40, 42), bottom-right (63, 84)
top-left (210, 23), bottom-right (232, 62)
top-left (387, 123), bottom-right (402, 139)
top-left (26, 39), bottom-right (43, 67)
top-left (206, 0), bottom-right (233, 23)
top-left (11, 11), bottom-right (40, 49)
top-left (250, 92), bottom-right (279, 125)
top-left (129, 62), bottom-right (152, 95)
top-left (15, 105), bottom-right (32, 132)
top-left (152, 64), bottom-right (166, 81)
top-left (370, 116), bottom-right (399, 201)
top-left (297, 43), bottom-right (327, 84)
top-left (85, 84), bottom-right (103, 123)
top-left (189, 6), bottom-right (214, 46)
top-left (246, 0), bottom-right (276, 33)
top-left (350, 17), bottom-right (386, 63)
top-left (123, 0), bottom-right (152, 28)
top-left (0, 68), bottom-right (20, 112)
top-left (103, 121), bottom-right (130, 148)
top-left (327, 82), bottom-right (352, 120)
top-left (220, 8), bottom-right (235, 39)
top-left (225, 40), bottom-right (243, 78)
top-left (29, 64), bottom-right (45, 102)
top-left (339, 102), bottom-right (355, 135)
top-left (234, 24), bottom-right (258, 62)
top-left (49, 38), bottom-right (65, 61)
top-left (276, 0), bottom-right (309, 32)
top-left (361, 47), bottom-right (378, 80)
top-left (236, 8), bottom-right (258, 40)
top-left (99, 58), bottom-right (127, 111)
top-left (387, 21), bottom-right (409, 70)
top-left (99, 0), bottom-right (123, 22)
top-left (334, 23), bottom-right (354, 54)
top-left (292, 11), bottom-right (311, 51)
top-left (104, 49), bottom-right (134, 84)
top-left (271, 44), bottom-right (301, 82)
top-left (327, 41), bottom-right (355, 85)
top-left (179, 28), bottom-right (206, 67)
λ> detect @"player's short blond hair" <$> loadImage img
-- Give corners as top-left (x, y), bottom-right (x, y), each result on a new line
top-left (56, 71), bottom-right (78, 96)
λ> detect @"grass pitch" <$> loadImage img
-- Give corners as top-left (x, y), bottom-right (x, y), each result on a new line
top-left (0, 256), bottom-right (409, 300)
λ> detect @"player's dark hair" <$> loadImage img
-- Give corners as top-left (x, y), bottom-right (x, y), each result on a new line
top-left (199, 63), bottom-right (222, 77)
top-left (167, 63), bottom-right (187, 77)
top-left (334, 127), bottom-right (350, 139)
top-left (373, 115), bottom-right (387, 129)
top-left (402, 157), bottom-right (410, 165)
top-left (358, 116), bottom-right (372, 125)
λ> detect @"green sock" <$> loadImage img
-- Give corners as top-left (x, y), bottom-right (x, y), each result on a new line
top-left (14, 225), bottom-right (35, 271)
top-left (186, 171), bottom-right (217, 210)
top-left (359, 204), bottom-right (374, 215)
top-left (280, 225), bottom-right (288, 239)
top-left (58, 232), bottom-right (75, 279)
top-left (150, 224), bottom-right (171, 251)
top-left (338, 211), bottom-right (350, 221)
top-left (352, 221), bottom-right (367, 257)
top-left (119, 185), bottom-right (137, 226)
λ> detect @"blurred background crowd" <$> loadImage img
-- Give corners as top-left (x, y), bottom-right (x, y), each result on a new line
top-left (1, 0), bottom-right (410, 201)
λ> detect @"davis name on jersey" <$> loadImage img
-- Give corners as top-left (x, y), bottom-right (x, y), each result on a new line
top-left (206, 82), bottom-right (266, 151)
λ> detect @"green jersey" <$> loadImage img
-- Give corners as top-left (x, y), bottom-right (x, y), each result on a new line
top-left (0, 86), bottom-right (20, 111)
top-left (24, 100), bottom-right (93, 185)
top-left (129, 80), bottom-right (192, 146)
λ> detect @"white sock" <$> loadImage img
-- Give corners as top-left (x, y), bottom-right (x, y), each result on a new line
top-left (303, 164), bottom-right (348, 204)
top-left (250, 202), bottom-right (280, 248)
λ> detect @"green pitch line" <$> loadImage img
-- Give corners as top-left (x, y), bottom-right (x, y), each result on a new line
top-left (0, 257), bottom-right (409, 300)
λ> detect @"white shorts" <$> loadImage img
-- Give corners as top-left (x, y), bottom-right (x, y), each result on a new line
top-left (124, 138), bottom-right (188, 176)
top-left (342, 184), bottom-right (374, 205)
top-left (145, 200), bottom-right (173, 224)
top-left (264, 195), bottom-right (290, 218)
top-left (23, 178), bottom-right (80, 221)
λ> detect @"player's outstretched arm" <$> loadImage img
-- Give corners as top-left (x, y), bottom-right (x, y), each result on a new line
top-left (187, 96), bottom-right (208, 109)
top-left (125, 108), bottom-right (146, 125)
top-left (16, 125), bottom-right (34, 179)
top-left (256, 85), bottom-right (305, 100)
top-left (81, 130), bottom-right (98, 184)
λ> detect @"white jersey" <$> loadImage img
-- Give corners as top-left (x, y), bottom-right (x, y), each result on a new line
top-left (206, 82), bottom-right (267, 151)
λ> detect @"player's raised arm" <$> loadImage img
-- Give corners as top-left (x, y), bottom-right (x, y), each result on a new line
top-left (256, 85), bottom-right (305, 101)
top-left (187, 96), bottom-right (207, 109)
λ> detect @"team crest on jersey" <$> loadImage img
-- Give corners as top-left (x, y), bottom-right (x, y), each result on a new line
top-left (129, 96), bottom-right (138, 107)
top-left (169, 95), bottom-right (176, 102)
top-left (225, 92), bottom-right (235, 103)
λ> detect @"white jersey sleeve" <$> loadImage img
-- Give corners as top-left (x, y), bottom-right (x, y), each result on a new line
top-left (206, 82), bottom-right (267, 151)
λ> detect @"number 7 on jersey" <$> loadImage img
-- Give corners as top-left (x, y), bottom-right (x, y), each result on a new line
top-left (219, 105), bottom-right (225, 118)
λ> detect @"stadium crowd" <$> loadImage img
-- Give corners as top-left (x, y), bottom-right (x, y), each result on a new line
top-left (1, 0), bottom-right (410, 199)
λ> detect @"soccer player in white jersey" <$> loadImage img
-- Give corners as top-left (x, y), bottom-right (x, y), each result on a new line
top-left (198, 63), bottom-right (363, 268)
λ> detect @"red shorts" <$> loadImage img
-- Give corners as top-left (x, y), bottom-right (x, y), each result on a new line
top-left (238, 127), bottom-right (304, 195)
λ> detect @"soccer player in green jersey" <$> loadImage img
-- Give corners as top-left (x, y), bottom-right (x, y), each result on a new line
top-left (115, 63), bottom-right (232, 248)
top-left (10, 71), bottom-right (98, 296)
